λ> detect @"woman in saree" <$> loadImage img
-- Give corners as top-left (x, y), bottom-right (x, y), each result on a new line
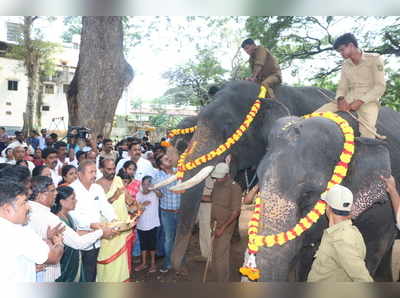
top-left (51, 186), bottom-right (86, 282)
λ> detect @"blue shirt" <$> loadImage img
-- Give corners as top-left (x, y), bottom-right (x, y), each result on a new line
top-left (154, 169), bottom-right (181, 211)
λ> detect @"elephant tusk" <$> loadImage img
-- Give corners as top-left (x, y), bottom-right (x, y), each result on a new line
top-left (169, 166), bottom-right (215, 192)
top-left (151, 174), bottom-right (178, 190)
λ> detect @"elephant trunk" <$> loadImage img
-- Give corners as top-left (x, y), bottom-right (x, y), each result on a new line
top-left (252, 182), bottom-right (303, 281)
top-left (171, 125), bottom-right (225, 269)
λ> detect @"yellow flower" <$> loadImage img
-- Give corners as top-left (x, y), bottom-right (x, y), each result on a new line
top-left (277, 233), bottom-right (286, 245)
top-left (294, 225), bottom-right (304, 236)
top-left (265, 235), bottom-right (275, 247)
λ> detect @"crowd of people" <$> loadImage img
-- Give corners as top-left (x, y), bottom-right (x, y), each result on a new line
top-left (0, 128), bottom-right (188, 282)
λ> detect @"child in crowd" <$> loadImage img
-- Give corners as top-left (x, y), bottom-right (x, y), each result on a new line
top-left (134, 176), bottom-right (162, 273)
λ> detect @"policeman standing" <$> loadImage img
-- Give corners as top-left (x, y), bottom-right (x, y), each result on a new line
top-left (314, 33), bottom-right (386, 138)
top-left (210, 162), bottom-right (242, 282)
top-left (307, 184), bottom-right (373, 282)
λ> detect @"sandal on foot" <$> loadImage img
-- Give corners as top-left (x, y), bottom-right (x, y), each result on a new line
top-left (134, 264), bottom-right (148, 272)
top-left (148, 266), bottom-right (157, 273)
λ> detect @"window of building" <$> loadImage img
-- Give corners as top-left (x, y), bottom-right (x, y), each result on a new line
top-left (5, 111), bottom-right (12, 115)
top-left (6, 22), bottom-right (23, 42)
top-left (44, 84), bottom-right (55, 94)
top-left (8, 80), bottom-right (18, 91)
top-left (63, 84), bottom-right (70, 93)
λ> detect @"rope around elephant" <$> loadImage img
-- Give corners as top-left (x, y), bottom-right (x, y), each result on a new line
top-left (239, 112), bottom-right (356, 281)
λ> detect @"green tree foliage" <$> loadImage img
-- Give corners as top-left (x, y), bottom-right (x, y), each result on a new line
top-left (62, 16), bottom-right (82, 43)
top-left (149, 114), bottom-right (184, 129)
top-left (382, 69), bottom-right (400, 111)
top-left (244, 17), bottom-right (400, 78)
top-left (162, 47), bottom-right (227, 106)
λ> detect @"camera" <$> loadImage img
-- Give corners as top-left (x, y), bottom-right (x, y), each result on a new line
top-left (67, 126), bottom-right (91, 139)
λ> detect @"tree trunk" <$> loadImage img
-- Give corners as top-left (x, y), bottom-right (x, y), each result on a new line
top-left (36, 80), bottom-right (44, 129)
top-left (66, 17), bottom-right (134, 138)
top-left (23, 16), bottom-right (40, 135)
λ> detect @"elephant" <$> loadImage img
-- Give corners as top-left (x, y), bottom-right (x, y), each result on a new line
top-left (169, 115), bottom-right (259, 192)
top-left (165, 80), bottom-right (342, 270)
top-left (252, 112), bottom-right (399, 281)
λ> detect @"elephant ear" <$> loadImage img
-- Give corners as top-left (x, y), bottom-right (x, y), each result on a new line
top-left (342, 137), bottom-right (391, 218)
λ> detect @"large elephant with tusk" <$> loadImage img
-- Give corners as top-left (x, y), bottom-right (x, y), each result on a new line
top-left (251, 111), bottom-right (400, 281)
top-left (156, 80), bottom-right (342, 271)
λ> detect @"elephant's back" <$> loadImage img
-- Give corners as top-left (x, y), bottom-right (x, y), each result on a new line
top-left (275, 85), bottom-right (333, 116)
top-left (377, 107), bottom-right (400, 184)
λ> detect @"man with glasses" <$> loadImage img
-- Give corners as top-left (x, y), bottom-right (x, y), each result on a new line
top-left (27, 176), bottom-right (116, 282)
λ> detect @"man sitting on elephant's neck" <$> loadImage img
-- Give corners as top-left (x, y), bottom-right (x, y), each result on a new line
top-left (210, 162), bottom-right (242, 282)
top-left (307, 185), bottom-right (373, 282)
top-left (241, 38), bottom-right (282, 98)
top-left (314, 33), bottom-right (386, 138)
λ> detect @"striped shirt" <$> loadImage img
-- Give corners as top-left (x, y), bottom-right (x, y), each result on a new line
top-left (153, 169), bottom-right (181, 210)
top-left (27, 201), bottom-right (103, 282)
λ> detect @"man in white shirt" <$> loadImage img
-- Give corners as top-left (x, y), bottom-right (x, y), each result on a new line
top-left (54, 141), bottom-right (72, 175)
top-left (69, 160), bottom-right (117, 281)
top-left (116, 140), bottom-right (156, 180)
top-left (0, 180), bottom-right (64, 282)
top-left (27, 175), bottom-right (116, 282)
top-left (42, 147), bottom-right (62, 186)
top-left (8, 145), bottom-right (35, 173)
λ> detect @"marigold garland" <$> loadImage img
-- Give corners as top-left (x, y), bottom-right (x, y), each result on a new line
top-left (167, 126), bottom-right (198, 140)
top-left (240, 111), bottom-right (355, 281)
top-left (174, 86), bottom-right (267, 180)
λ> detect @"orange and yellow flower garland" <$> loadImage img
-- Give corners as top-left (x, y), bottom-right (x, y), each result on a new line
top-left (240, 112), bottom-right (355, 281)
top-left (174, 86), bottom-right (267, 180)
top-left (167, 126), bottom-right (198, 139)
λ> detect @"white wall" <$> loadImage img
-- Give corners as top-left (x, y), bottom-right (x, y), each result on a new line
top-left (0, 56), bottom-right (28, 128)
top-left (0, 56), bottom-right (72, 131)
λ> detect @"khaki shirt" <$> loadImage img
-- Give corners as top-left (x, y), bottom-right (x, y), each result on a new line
top-left (249, 46), bottom-right (281, 84)
top-left (336, 52), bottom-right (386, 103)
top-left (307, 219), bottom-right (373, 282)
top-left (211, 177), bottom-right (242, 226)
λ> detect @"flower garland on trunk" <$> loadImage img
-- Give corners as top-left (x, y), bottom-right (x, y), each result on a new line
top-left (240, 112), bottom-right (355, 281)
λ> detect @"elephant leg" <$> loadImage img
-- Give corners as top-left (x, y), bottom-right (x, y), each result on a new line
top-left (288, 243), bottom-right (319, 282)
top-left (355, 201), bottom-right (397, 281)
top-left (374, 243), bottom-right (394, 281)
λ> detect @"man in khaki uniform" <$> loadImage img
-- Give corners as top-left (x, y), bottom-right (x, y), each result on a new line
top-left (241, 38), bottom-right (282, 98)
top-left (315, 33), bottom-right (386, 138)
top-left (307, 184), bottom-right (373, 282)
top-left (210, 162), bottom-right (242, 282)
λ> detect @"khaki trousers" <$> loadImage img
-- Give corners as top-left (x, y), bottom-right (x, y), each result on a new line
top-left (197, 202), bottom-right (212, 258)
top-left (260, 74), bottom-right (282, 98)
top-left (212, 221), bottom-right (236, 282)
top-left (314, 100), bottom-right (379, 138)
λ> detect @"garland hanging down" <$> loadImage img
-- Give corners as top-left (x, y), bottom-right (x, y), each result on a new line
top-left (240, 112), bottom-right (356, 281)
top-left (167, 126), bottom-right (198, 139)
top-left (175, 86), bottom-right (267, 180)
